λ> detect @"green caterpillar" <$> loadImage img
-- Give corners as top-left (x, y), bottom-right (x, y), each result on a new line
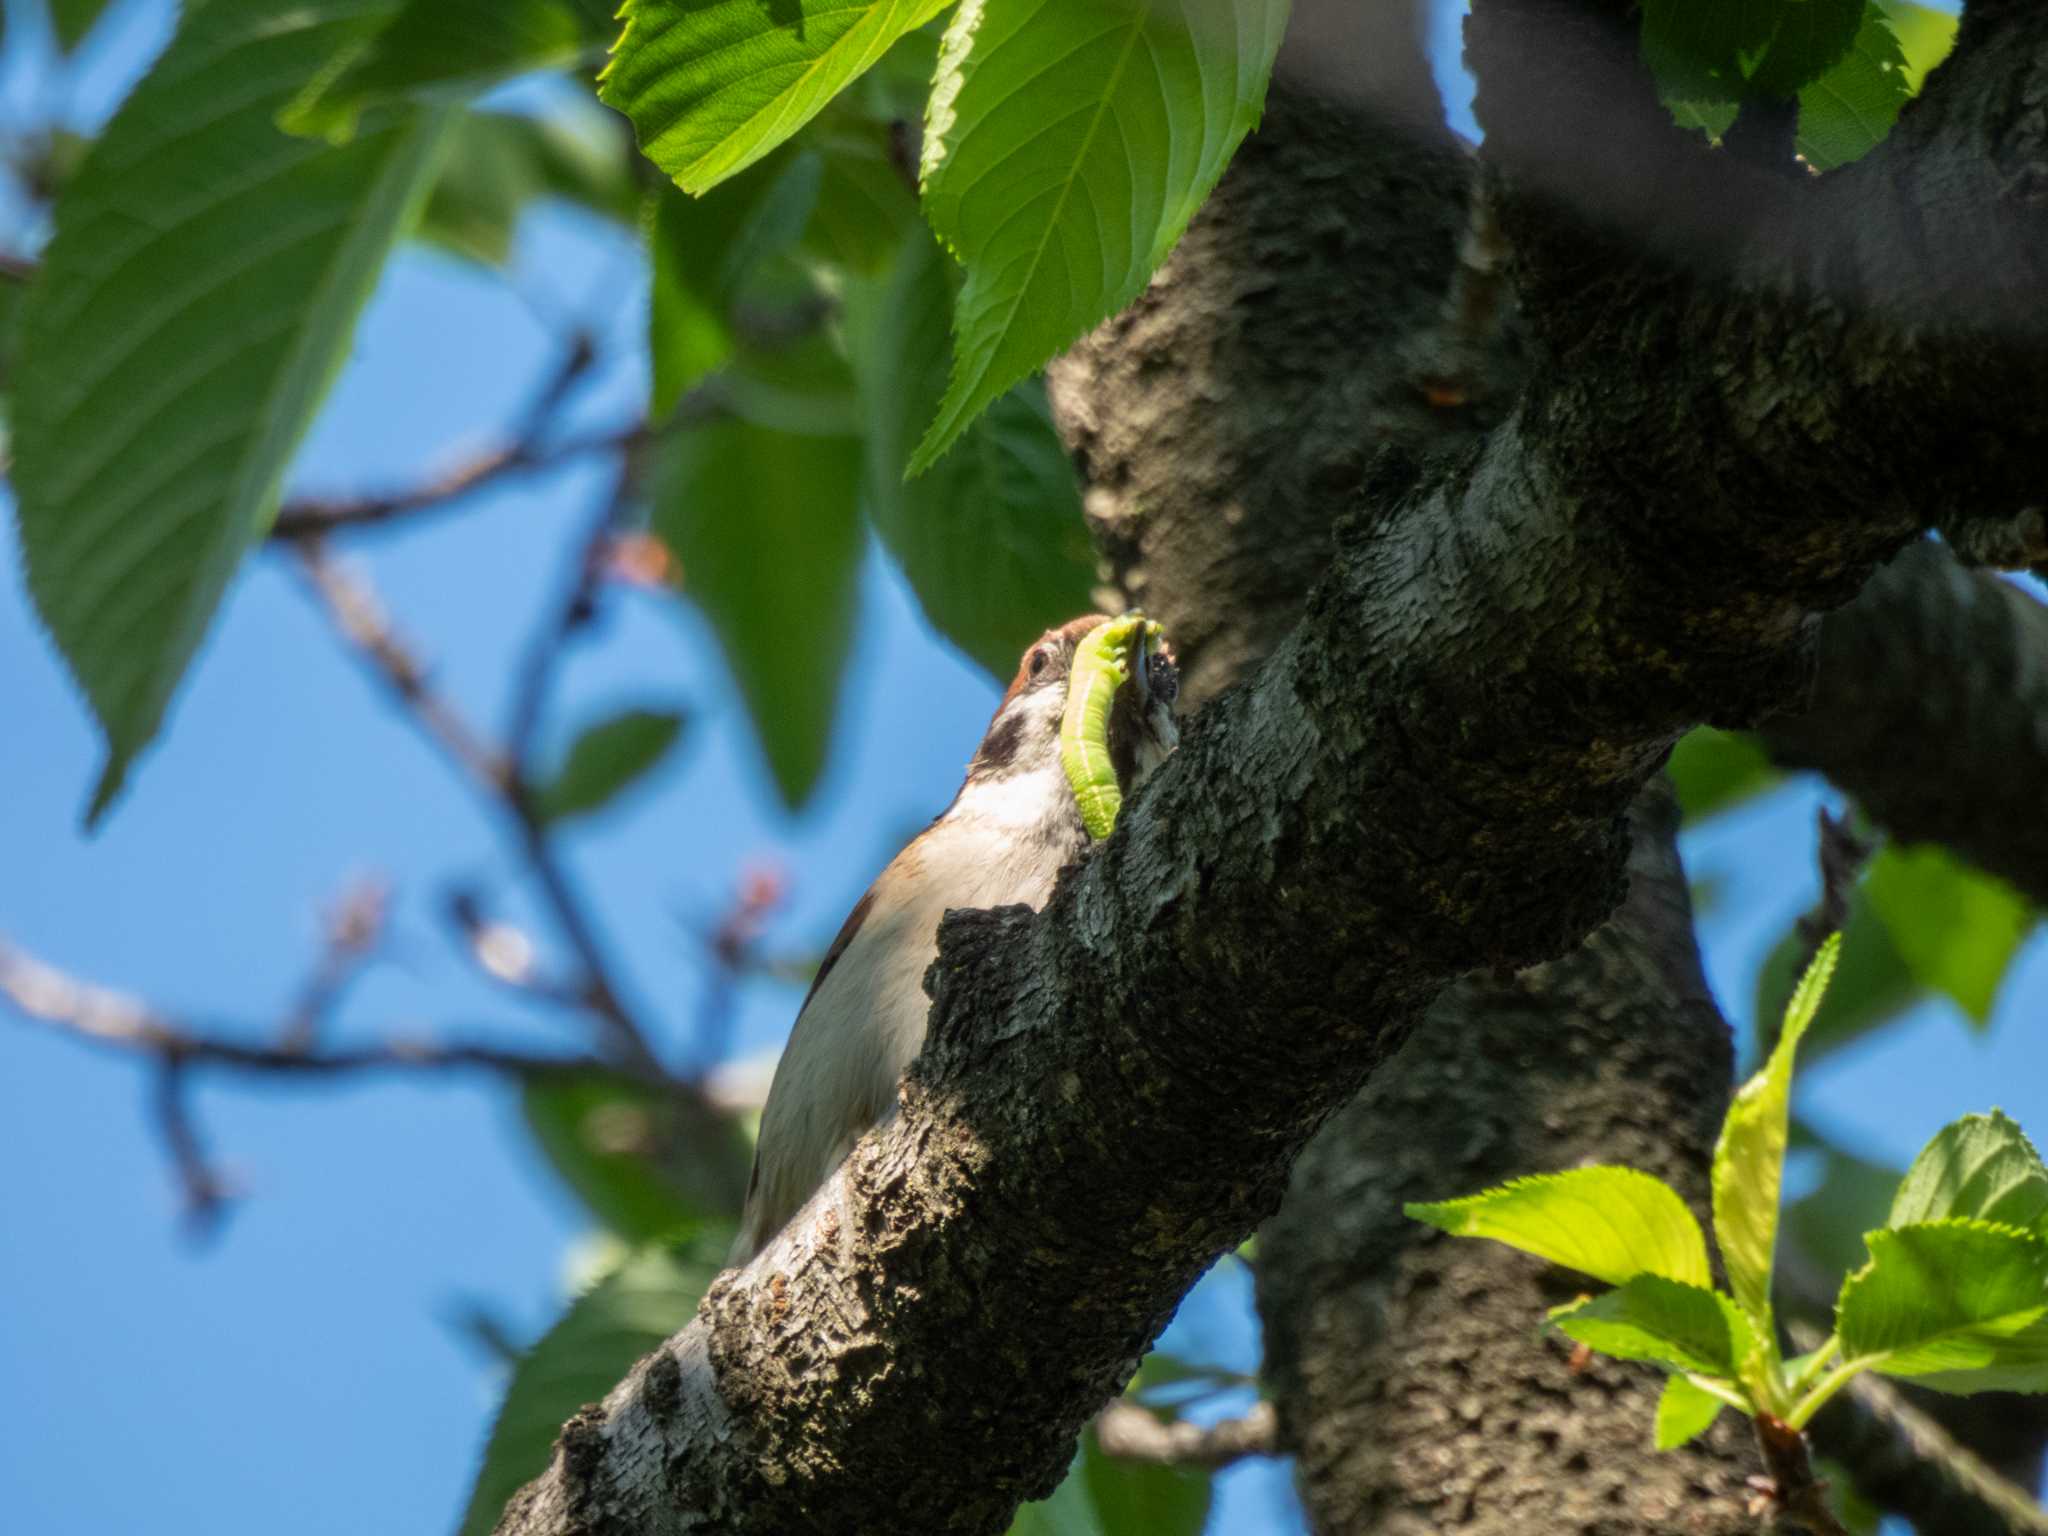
top-left (1060, 613), bottom-right (1164, 841)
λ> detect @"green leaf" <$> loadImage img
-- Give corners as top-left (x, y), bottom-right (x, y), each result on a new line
top-left (801, 111), bottom-right (922, 273)
top-left (1641, 0), bottom-right (1865, 103)
top-left (1715, 932), bottom-right (1840, 1326)
top-left (601, 0), bottom-right (953, 195)
top-left (1655, 1374), bottom-right (1730, 1449)
top-left (1007, 1428), bottom-right (1210, 1536)
top-left (48, 0), bottom-right (115, 53)
top-left (850, 231), bottom-right (1096, 677)
top-left (12, 0), bottom-right (450, 824)
top-left (1876, 0), bottom-right (1957, 92)
top-left (650, 413), bottom-right (864, 808)
top-left (535, 707), bottom-right (687, 823)
top-left (523, 1073), bottom-right (704, 1240)
top-left (1665, 728), bottom-right (1781, 822)
top-left (419, 107), bottom-right (638, 267)
top-left (1406, 1167), bottom-right (1712, 1288)
top-left (1890, 1111), bottom-right (2048, 1238)
top-left (1754, 893), bottom-right (1915, 1065)
top-left (647, 150), bottom-right (825, 415)
top-left (283, 0), bottom-right (602, 142)
top-left (1078, 1425), bottom-right (1210, 1536)
top-left (1795, 5), bottom-right (1910, 172)
top-left (1552, 1275), bottom-right (1754, 1378)
top-left (1865, 845), bottom-right (2033, 1028)
top-left (1837, 1220), bottom-right (2048, 1394)
top-left (457, 1237), bottom-right (723, 1536)
top-left (909, 0), bottom-right (1289, 471)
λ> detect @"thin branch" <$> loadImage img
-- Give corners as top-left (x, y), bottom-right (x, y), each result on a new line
top-left (499, 470), bottom-right (663, 1073)
top-left (1093, 1399), bottom-right (1278, 1470)
top-left (289, 539), bottom-right (514, 794)
top-left (0, 935), bottom-right (611, 1081)
top-left (268, 423), bottom-right (651, 541)
top-left (288, 503), bottom-right (665, 1074)
top-left (281, 876), bottom-right (390, 1052)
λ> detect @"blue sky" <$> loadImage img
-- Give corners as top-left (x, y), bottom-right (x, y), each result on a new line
top-left (0, 2), bottom-right (2034, 1534)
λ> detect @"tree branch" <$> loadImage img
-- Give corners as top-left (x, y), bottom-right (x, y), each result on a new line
top-left (493, 6), bottom-right (2048, 1531)
top-left (1762, 540), bottom-right (2048, 907)
top-left (288, 524), bottom-right (664, 1075)
top-left (0, 930), bottom-right (619, 1225)
top-left (0, 934), bottom-right (612, 1081)
top-left (1093, 1399), bottom-right (1277, 1470)
top-left (1259, 788), bottom-right (1759, 1534)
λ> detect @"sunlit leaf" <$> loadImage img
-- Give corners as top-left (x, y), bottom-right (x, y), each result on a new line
top-left (1716, 933), bottom-right (1839, 1326)
top-left (1407, 1167), bottom-right (1712, 1288)
top-left (1890, 1111), bottom-right (2048, 1237)
top-left (1655, 1373), bottom-right (1729, 1450)
top-left (1754, 894), bottom-right (1914, 1064)
top-left (1837, 1220), bottom-right (2048, 1394)
top-left (910, 0), bottom-right (1289, 470)
top-left (457, 1237), bottom-right (723, 1536)
top-left (1877, 0), bottom-right (1958, 92)
top-left (1551, 1275), bottom-right (1754, 1377)
top-left (12, 0), bottom-right (449, 823)
top-left (1865, 845), bottom-right (2034, 1028)
top-left (1796, 6), bottom-right (1910, 172)
top-left (601, 0), bottom-right (952, 194)
top-left (851, 231), bottom-right (1096, 678)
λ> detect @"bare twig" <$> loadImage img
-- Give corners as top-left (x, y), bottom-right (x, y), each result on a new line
top-left (0, 935), bottom-right (610, 1080)
top-left (498, 471), bottom-right (665, 1073)
top-left (290, 540), bottom-right (513, 793)
top-left (281, 877), bottom-right (390, 1052)
top-left (681, 862), bottom-right (787, 1071)
top-left (0, 932), bottom-right (621, 1229)
top-left (288, 501), bottom-right (665, 1074)
top-left (154, 1057), bottom-right (235, 1236)
top-left (268, 423), bottom-right (651, 541)
top-left (1094, 1399), bottom-right (1277, 1469)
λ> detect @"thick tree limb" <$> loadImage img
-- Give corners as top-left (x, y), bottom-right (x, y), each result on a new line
top-left (496, 6), bottom-right (2048, 1533)
top-left (1260, 788), bottom-right (1758, 1534)
top-left (1765, 541), bottom-right (2048, 907)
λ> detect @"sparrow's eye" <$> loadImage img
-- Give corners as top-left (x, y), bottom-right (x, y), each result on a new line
top-left (1027, 648), bottom-right (1051, 679)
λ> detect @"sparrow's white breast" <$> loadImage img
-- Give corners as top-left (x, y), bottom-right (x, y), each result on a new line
top-left (732, 762), bottom-right (1086, 1261)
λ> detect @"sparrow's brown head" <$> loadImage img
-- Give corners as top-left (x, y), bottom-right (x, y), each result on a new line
top-left (967, 615), bottom-right (1179, 794)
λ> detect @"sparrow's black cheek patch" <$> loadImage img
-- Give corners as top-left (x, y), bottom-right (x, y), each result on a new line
top-left (801, 887), bottom-right (877, 1010)
top-left (976, 711), bottom-right (1026, 773)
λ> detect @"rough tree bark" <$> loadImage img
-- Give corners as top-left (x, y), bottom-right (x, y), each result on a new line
top-left (1763, 542), bottom-right (2048, 908)
top-left (1260, 788), bottom-right (1754, 1535)
top-left (496, 2), bottom-right (2048, 1532)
